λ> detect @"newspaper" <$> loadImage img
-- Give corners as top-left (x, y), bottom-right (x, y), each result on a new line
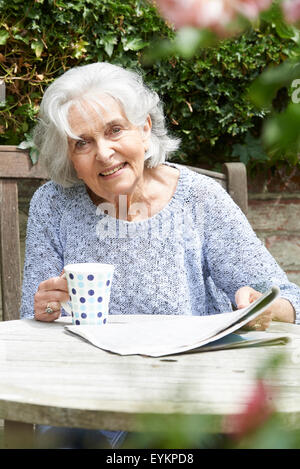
top-left (64, 285), bottom-right (290, 357)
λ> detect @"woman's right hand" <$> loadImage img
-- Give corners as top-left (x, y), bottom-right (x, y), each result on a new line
top-left (34, 274), bottom-right (69, 322)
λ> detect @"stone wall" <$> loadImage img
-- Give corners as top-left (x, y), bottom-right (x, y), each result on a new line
top-left (248, 194), bottom-right (300, 287)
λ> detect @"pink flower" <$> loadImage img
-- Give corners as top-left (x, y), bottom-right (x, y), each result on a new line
top-left (282, 0), bottom-right (300, 23)
top-left (154, 0), bottom-right (273, 34)
top-left (235, 0), bottom-right (273, 19)
top-left (223, 379), bottom-right (274, 439)
top-left (155, 0), bottom-right (233, 31)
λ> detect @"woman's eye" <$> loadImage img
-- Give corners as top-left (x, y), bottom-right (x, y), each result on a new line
top-left (111, 127), bottom-right (122, 135)
top-left (75, 139), bottom-right (89, 151)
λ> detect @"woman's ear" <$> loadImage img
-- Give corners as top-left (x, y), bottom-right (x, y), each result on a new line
top-left (142, 115), bottom-right (152, 150)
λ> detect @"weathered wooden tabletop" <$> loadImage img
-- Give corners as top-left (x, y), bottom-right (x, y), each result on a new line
top-left (1, 318), bottom-right (300, 434)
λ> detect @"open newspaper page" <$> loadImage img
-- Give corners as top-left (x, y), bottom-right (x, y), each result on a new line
top-left (64, 286), bottom-right (290, 357)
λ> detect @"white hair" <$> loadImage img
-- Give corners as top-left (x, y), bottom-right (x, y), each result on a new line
top-left (33, 62), bottom-right (180, 187)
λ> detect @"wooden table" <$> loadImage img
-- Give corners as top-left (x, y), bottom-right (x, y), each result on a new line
top-left (1, 318), bottom-right (300, 448)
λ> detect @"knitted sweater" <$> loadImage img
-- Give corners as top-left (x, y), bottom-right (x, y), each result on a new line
top-left (21, 163), bottom-right (300, 323)
top-left (21, 162), bottom-right (300, 448)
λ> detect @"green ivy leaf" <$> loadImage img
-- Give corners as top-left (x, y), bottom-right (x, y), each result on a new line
top-left (104, 42), bottom-right (114, 57)
top-left (232, 133), bottom-right (268, 165)
top-left (29, 146), bottom-right (39, 164)
top-left (122, 37), bottom-right (148, 51)
top-left (13, 33), bottom-right (30, 44)
top-left (31, 39), bottom-right (44, 57)
top-left (72, 38), bottom-right (89, 58)
top-left (17, 135), bottom-right (39, 164)
top-left (232, 143), bottom-right (250, 164)
top-left (0, 30), bottom-right (9, 45)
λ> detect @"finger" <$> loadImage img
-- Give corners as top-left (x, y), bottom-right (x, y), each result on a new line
top-left (60, 270), bottom-right (66, 279)
top-left (35, 299), bottom-right (61, 320)
top-left (34, 299), bottom-right (62, 322)
top-left (35, 289), bottom-right (70, 304)
top-left (253, 320), bottom-right (270, 331)
top-left (259, 313), bottom-right (273, 330)
top-left (243, 321), bottom-right (265, 331)
top-left (235, 287), bottom-right (250, 309)
top-left (235, 286), bottom-right (256, 309)
top-left (38, 276), bottom-right (68, 293)
top-left (34, 294), bottom-right (68, 322)
top-left (35, 299), bottom-right (61, 314)
top-left (45, 301), bottom-right (61, 312)
top-left (244, 311), bottom-right (272, 331)
top-left (236, 287), bottom-right (263, 309)
top-left (35, 309), bottom-right (61, 323)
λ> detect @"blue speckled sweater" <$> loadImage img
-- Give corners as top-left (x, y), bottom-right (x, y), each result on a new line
top-left (21, 163), bottom-right (300, 323)
top-left (20, 162), bottom-right (300, 448)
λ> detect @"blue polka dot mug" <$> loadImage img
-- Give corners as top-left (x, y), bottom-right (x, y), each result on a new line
top-left (61, 263), bottom-right (115, 325)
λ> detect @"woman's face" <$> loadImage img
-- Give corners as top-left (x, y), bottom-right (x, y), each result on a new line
top-left (68, 94), bottom-right (151, 204)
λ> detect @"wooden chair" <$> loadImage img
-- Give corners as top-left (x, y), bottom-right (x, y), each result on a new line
top-left (0, 146), bottom-right (48, 322)
top-left (0, 145), bottom-right (248, 322)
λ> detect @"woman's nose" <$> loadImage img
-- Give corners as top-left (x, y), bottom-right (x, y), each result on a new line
top-left (95, 138), bottom-right (114, 161)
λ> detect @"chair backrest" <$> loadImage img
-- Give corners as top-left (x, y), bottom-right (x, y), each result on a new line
top-left (0, 146), bottom-right (48, 321)
top-left (181, 163), bottom-right (248, 215)
top-left (0, 145), bottom-right (248, 321)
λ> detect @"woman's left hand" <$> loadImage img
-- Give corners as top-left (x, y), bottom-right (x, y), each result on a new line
top-left (235, 286), bottom-right (273, 331)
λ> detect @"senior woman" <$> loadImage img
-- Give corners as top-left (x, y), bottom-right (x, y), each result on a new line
top-left (21, 62), bottom-right (300, 447)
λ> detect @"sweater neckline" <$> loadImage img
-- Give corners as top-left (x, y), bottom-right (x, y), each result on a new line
top-left (82, 162), bottom-right (188, 226)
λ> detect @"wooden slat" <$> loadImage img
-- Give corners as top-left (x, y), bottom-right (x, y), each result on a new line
top-left (185, 165), bottom-right (226, 181)
top-left (223, 162), bottom-right (248, 215)
top-left (0, 147), bottom-right (48, 179)
top-left (179, 164), bottom-right (227, 190)
top-left (0, 146), bottom-right (22, 151)
top-left (4, 420), bottom-right (34, 449)
top-left (0, 180), bottom-right (21, 320)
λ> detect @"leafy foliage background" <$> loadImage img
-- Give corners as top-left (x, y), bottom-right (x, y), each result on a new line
top-left (0, 0), bottom-right (298, 172)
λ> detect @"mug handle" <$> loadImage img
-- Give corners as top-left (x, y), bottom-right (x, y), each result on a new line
top-left (61, 273), bottom-right (72, 316)
top-left (61, 301), bottom-right (72, 316)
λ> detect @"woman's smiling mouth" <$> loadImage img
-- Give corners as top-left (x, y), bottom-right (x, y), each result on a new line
top-left (99, 162), bottom-right (127, 177)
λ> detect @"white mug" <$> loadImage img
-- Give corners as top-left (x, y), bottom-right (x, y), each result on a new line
top-left (61, 263), bottom-right (115, 325)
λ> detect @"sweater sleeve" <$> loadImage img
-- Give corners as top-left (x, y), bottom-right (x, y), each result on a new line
top-left (20, 183), bottom-right (65, 319)
top-left (203, 178), bottom-right (300, 324)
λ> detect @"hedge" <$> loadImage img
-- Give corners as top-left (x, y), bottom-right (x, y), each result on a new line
top-left (0, 0), bottom-right (298, 172)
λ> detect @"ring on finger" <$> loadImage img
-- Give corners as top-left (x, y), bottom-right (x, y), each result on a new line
top-left (45, 302), bottom-right (60, 314)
